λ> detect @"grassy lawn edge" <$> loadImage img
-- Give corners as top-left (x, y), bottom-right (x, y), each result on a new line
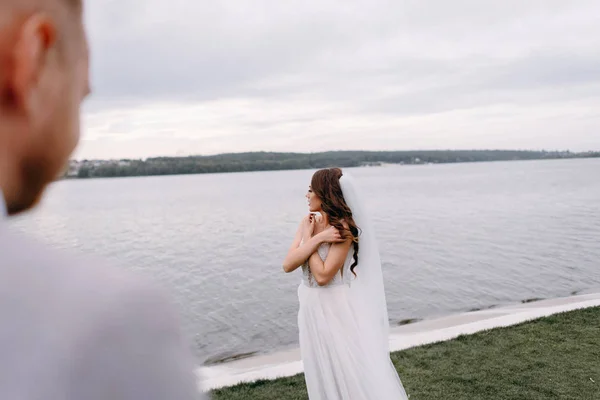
top-left (210, 307), bottom-right (600, 400)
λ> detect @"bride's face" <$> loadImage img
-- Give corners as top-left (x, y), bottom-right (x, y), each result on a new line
top-left (306, 186), bottom-right (322, 212)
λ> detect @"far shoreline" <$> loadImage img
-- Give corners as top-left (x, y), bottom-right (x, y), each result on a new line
top-left (61, 150), bottom-right (600, 182)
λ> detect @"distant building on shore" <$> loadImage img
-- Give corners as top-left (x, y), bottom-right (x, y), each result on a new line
top-left (65, 159), bottom-right (132, 178)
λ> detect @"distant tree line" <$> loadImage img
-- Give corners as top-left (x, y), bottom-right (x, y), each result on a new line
top-left (71, 150), bottom-right (600, 179)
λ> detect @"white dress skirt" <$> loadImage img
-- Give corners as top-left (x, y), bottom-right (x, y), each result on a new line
top-left (297, 243), bottom-right (409, 400)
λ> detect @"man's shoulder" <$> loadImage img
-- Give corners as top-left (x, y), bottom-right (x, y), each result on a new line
top-left (0, 230), bottom-right (203, 399)
top-left (0, 225), bottom-right (172, 320)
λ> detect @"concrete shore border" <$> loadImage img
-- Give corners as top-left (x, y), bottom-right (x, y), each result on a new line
top-left (197, 292), bottom-right (600, 391)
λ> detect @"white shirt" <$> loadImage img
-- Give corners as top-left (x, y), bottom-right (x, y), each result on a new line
top-left (0, 187), bottom-right (203, 399)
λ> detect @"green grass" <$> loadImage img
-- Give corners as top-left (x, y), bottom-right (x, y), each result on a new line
top-left (210, 307), bottom-right (600, 400)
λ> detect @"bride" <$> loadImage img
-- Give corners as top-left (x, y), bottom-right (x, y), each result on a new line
top-left (283, 168), bottom-right (409, 399)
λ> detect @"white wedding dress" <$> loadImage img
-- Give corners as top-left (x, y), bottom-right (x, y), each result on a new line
top-left (297, 174), bottom-right (409, 400)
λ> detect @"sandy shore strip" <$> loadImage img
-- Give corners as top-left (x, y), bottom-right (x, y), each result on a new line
top-left (197, 292), bottom-right (600, 392)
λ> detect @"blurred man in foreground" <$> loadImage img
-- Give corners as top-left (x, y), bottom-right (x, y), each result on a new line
top-left (0, 0), bottom-right (204, 398)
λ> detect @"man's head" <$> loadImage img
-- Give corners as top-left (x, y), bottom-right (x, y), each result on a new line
top-left (0, 0), bottom-right (90, 215)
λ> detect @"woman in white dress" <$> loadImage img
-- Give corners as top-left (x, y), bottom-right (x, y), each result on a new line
top-left (283, 168), bottom-right (409, 400)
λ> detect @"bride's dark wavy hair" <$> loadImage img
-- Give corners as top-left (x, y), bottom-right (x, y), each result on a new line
top-left (311, 168), bottom-right (361, 275)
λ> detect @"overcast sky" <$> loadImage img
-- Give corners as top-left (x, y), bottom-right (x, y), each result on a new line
top-left (77, 0), bottom-right (600, 160)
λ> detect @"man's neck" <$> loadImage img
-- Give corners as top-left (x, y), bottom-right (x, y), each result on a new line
top-left (0, 165), bottom-right (10, 218)
top-left (0, 151), bottom-right (17, 217)
top-left (0, 149), bottom-right (9, 217)
top-left (0, 187), bottom-right (7, 219)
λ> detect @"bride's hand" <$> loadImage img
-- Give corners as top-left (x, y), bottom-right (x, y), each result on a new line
top-left (302, 214), bottom-right (316, 240)
top-left (317, 226), bottom-right (344, 244)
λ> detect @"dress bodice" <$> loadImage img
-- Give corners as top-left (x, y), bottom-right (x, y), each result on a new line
top-left (301, 242), bottom-right (354, 288)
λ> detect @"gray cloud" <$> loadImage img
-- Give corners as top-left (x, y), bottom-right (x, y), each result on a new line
top-left (78, 0), bottom-right (600, 158)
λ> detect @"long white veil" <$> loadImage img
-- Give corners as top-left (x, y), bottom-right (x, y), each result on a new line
top-left (339, 172), bottom-right (390, 356)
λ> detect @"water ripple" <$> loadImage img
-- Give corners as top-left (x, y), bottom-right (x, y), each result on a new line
top-left (9, 158), bottom-right (600, 364)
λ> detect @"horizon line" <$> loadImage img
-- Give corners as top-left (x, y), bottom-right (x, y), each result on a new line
top-left (69, 148), bottom-right (599, 162)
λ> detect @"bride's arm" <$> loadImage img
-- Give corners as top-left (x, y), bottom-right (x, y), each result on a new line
top-left (282, 220), bottom-right (326, 273)
top-left (307, 239), bottom-right (353, 286)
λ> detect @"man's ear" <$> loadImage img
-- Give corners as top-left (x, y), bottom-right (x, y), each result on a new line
top-left (9, 13), bottom-right (57, 111)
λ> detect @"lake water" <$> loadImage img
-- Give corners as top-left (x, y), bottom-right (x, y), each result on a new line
top-left (9, 158), bottom-right (600, 365)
